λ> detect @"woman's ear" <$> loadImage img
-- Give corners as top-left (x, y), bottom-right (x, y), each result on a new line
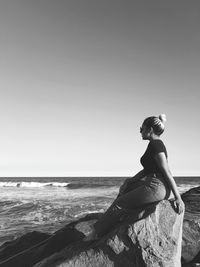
top-left (149, 127), bottom-right (154, 134)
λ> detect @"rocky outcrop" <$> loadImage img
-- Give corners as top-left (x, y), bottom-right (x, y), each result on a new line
top-left (2, 185), bottom-right (200, 267)
top-left (0, 225), bottom-right (85, 267)
top-left (181, 186), bottom-right (200, 265)
top-left (0, 231), bottom-right (50, 262)
top-left (30, 200), bottom-right (183, 267)
top-left (0, 213), bottom-right (103, 267)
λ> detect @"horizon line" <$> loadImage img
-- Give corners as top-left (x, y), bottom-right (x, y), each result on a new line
top-left (0, 175), bottom-right (199, 178)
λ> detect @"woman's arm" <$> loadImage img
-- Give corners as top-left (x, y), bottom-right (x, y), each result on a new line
top-left (154, 152), bottom-right (184, 214)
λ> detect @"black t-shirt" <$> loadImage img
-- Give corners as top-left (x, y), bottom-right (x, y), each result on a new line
top-left (140, 139), bottom-right (168, 175)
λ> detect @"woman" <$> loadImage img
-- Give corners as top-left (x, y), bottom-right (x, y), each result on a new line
top-left (84, 114), bottom-right (184, 241)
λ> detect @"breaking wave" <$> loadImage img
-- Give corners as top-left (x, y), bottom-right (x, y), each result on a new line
top-left (0, 182), bottom-right (113, 189)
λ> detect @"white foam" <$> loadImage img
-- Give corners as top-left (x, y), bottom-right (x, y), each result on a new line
top-left (0, 182), bottom-right (20, 187)
top-left (74, 209), bottom-right (105, 218)
top-left (49, 182), bottom-right (69, 187)
top-left (0, 182), bottom-right (70, 188)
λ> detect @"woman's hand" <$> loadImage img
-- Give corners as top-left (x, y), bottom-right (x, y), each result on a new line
top-left (174, 198), bottom-right (185, 214)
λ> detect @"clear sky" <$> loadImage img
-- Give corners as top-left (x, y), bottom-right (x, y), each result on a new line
top-left (0, 0), bottom-right (199, 177)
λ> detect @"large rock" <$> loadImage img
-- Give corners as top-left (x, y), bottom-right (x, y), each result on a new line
top-left (0, 226), bottom-right (85, 267)
top-left (0, 231), bottom-right (50, 262)
top-left (0, 214), bottom-right (101, 267)
top-left (33, 200), bottom-right (183, 267)
top-left (181, 186), bottom-right (200, 265)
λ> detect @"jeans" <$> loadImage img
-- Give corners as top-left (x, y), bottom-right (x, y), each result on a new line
top-left (94, 174), bottom-right (171, 237)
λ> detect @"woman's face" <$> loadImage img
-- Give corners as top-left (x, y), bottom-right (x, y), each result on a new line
top-left (140, 123), bottom-right (151, 140)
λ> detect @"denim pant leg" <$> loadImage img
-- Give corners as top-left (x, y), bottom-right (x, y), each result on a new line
top-left (94, 201), bottom-right (127, 238)
top-left (116, 183), bottom-right (166, 210)
top-left (94, 182), bottom-right (167, 237)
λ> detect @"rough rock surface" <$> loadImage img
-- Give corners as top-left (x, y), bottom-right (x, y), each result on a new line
top-left (32, 200), bottom-right (183, 267)
top-left (0, 214), bottom-right (102, 267)
top-left (181, 186), bottom-right (200, 265)
top-left (0, 231), bottom-right (50, 262)
top-left (0, 225), bottom-right (85, 267)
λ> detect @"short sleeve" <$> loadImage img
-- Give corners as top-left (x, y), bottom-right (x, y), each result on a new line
top-left (149, 140), bottom-right (167, 157)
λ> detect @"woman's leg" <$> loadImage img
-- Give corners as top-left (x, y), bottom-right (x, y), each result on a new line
top-left (94, 183), bottom-right (167, 238)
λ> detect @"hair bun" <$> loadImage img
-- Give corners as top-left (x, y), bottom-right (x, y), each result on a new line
top-left (159, 114), bottom-right (167, 123)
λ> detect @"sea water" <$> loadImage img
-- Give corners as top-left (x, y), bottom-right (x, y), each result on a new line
top-left (0, 176), bottom-right (199, 246)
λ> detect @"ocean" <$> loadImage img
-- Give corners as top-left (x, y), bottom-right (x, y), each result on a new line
top-left (0, 176), bottom-right (199, 246)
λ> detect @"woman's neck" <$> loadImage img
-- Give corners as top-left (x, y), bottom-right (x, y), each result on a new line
top-left (149, 134), bottom-right (161, 141)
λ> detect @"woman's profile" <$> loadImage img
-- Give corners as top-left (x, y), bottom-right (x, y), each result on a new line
top-left (84, 114), bottom-right (184, 241)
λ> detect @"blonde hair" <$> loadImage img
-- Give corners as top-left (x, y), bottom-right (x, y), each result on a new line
top-left (143, 114), bottom-right (166, 136)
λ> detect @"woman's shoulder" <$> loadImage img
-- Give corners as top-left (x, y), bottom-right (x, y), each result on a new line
top-left (150, 139), bottom-right (165, 144)
top-left (149, 139), bottom-right (166, 151)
